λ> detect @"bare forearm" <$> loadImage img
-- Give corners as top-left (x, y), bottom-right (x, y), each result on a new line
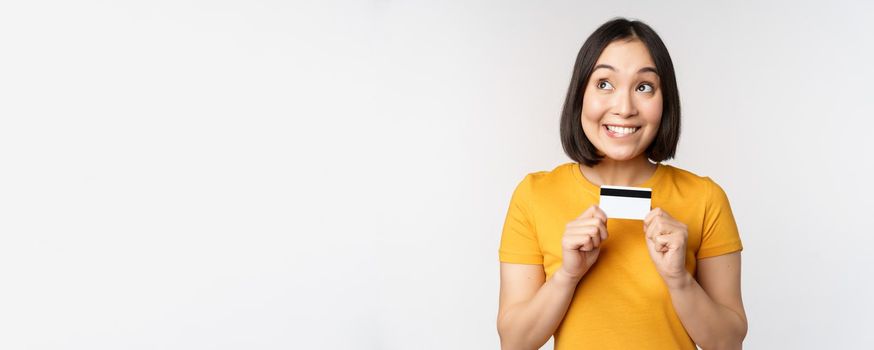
top-left (666, 273), bottom-right (747, 350)
top-left (498, 270), bottom-right (580, 350)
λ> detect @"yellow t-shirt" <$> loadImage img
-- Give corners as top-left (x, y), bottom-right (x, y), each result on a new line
top-left (499, 162), bottom-right (743, 349)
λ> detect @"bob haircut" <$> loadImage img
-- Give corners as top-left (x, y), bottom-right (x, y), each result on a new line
top-left (560, 18), bottom-right (681, 166)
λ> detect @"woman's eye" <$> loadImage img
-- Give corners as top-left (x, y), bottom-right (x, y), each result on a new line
top-left (597, 80), bottom-right (614, 90)
top-left (637, 83), bottom-right (654, 93)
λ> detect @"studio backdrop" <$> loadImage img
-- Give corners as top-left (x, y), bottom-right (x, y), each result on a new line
top-left (1, 1), bottom-right (872, 349)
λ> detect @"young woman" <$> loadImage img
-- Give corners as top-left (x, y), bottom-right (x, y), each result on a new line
top-left (496, 18), bottom-right (747, 350)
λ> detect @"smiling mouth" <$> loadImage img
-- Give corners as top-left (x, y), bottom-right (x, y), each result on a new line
top-left (604, 125), bottom-right (640, 136)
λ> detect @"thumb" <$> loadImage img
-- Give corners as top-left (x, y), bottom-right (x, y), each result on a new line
top-left (577, 205), bottom-right (599, 220)
top-left (643, 229), bottom-right (657, 252)
top-left (585, 247), bottom-right (601, 267)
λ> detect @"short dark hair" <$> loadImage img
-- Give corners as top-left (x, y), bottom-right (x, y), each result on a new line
top-left (560, 18), bottom-right (681, 166)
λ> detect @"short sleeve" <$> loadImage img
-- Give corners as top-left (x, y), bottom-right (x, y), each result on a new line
top-left (697, 178), bottom-right (744, 259)
top-left (498, 174), bottom-right (543, 264)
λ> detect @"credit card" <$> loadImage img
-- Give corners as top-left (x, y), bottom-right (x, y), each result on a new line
top-left (598, 185), bottom-right (652, 220)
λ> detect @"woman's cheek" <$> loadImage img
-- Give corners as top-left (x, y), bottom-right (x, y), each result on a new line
top-left (585, 96), bottom-right (610, 118)
top-left (580, 104), bottom-right (598, 123)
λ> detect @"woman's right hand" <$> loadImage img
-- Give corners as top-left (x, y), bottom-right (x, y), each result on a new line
top-left (559, 205), bottom-right (608, 281)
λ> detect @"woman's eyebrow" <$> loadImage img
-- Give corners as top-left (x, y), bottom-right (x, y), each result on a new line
top-left (593, 64), bottom-right (659, 75)
top-left (638, 67), bottom-right (659, 75)
top-left (592, 64), bottom-right (616, 72)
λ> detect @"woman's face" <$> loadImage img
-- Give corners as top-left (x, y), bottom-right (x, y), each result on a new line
top-left (581, 38), bottom-right (663, 162)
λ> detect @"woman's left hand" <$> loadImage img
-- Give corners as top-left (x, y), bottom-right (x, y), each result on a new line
top-left (643, 208), bottom-right (689, 287)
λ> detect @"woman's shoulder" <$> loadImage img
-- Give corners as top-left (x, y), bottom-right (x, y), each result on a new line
top-left (519, 162), bottom-right (577, 184)
top-left (512, 162), bottom-right (579, 194)
top-left (660, 164), bottom-right (729, 198)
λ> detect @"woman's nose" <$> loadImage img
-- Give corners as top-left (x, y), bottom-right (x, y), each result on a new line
top-left (611, 89), bottom-right (637, 117)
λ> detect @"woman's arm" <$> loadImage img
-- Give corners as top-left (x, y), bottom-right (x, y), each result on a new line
top-left (643, 208), bottom-right (747, 349)
top-left (497, 263), bottom-right (581, 350)
top-left (665, 252), bottom-right (748, 350)
top-left (498, 206), bottom-right (608, 350)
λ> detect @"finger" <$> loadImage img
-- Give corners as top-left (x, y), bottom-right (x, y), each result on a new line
top-left (587, 227), bottom-right (602, 248)
top-left (571, 220), bottom-right (609, 242)
top-left (648, 221), bottom-right (673, 242)
top-left (570, 217), bottom-right (607, 228)
top-left (644, 220), bottom-right (661, 240)
top-left (597, 219), bottom-right (608, 241)
top-left (592, 205), bottom-right (608, 223)
top-left (577, 205), bottom-right (597, 220)
top-left (564, 234), bottom-right (590, 251)
top-left (654, 234), bottom-right (672, 252)
top-left (580, 235), bottom-right (594, 251)
top-left (647, 233), bottom-right (661, 252)
top-left (659, 209), bottom-right (673, 221)
top-left (644, 208), bottom-right (663, 227)
top-left (563, 235), bottom-right (587, 251)
top-left (658, 232), bottom-right (682, 251)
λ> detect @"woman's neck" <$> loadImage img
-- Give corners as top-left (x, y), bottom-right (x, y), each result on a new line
top-left (579, 156), bottom-right (658, 187)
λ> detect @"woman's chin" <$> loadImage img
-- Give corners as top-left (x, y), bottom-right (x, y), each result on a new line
top-left (601, 151), bottom-right (643, 162)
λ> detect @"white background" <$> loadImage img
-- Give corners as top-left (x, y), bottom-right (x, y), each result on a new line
top-left (1, 1), bottom-right (873, 349)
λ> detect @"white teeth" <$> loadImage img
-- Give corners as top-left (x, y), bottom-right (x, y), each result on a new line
top-left (606, 125), bottom-right (639, 135)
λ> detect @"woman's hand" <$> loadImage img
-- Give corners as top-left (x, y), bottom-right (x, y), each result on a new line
top-left (559, 205), bottom-right (608, 281)
top-left (643, 208), bottom-right (690, 287)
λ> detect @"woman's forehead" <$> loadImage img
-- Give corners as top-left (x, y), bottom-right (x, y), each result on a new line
top-left (594, 39), bottom-right (657, 73)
